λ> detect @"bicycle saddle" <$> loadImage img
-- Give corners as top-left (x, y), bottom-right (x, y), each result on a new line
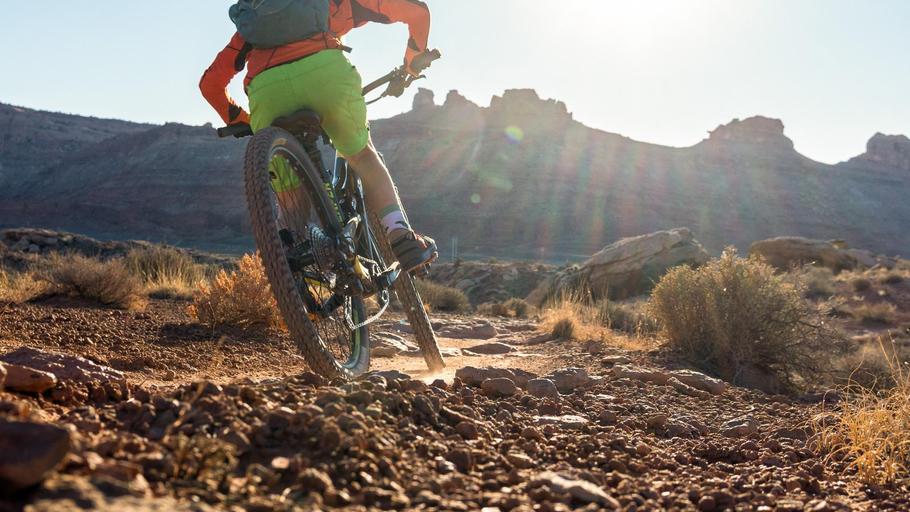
top-left (272, 109), bottom-right (324, 139)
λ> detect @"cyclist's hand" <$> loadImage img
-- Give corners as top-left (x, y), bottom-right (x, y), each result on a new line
top-left (405, 49), bottom-right (441, 77)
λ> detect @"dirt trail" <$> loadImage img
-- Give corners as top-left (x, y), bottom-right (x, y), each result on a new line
top-left (1, 299), bottom-right (908, 511)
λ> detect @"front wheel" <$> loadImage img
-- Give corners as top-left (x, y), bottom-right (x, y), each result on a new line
top-left (244, 128), bottom-right (370, 379)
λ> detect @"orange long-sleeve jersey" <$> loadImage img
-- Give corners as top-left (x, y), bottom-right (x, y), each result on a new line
top-left (200, 0), bottom-right (431, 125)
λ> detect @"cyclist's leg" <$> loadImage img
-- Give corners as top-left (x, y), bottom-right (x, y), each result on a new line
top-left (300, 54), bottom-right (412, 238)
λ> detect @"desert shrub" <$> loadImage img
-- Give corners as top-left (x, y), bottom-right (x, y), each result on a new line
top-left (0, 266), bottom-right (46, 304)
top-left (477, 302), bottom-right (510, 317)
top-left (479, 298), bottom-right (534, 318)
top-left (649, 249), bottom-right (845, 392)
top-left (817, 342), bottom-right (910, 484)
top-left (415, 280), bottom-right (470, 313)
top-left (800, 266), bottom-right (836, 299)
top-left (851, 302), bottom-right (898, 326)
top-left (851, 277), bottom-right (872, 292)
top-left (187, 253), bottom-right (283, 330)
top-left (125, 246), bottom-right (208, 300)
top-left (40, 254), bottom-right (145, 309)
top-left (597, 300), bottom-right (661, 336)
top-left (503, 297), bottom-right (532, 318)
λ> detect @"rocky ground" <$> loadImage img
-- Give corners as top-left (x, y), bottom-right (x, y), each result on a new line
top-left (1, 298), bottom-right (909, 511)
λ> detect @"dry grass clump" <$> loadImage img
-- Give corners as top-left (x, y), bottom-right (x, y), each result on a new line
top-left (851, 302), bottom-right (898, 327)
top-left (650, 249), bottom-right (846, 392)
top-left (414, 280), bottom-right (470, 313)
top-left (540, 293), bottom-right (605, 341)
top-left (503, 297), bottom-right (532, 318)
top-left (599, 300), bottom-right (661, 336)
top-left (799, 266), bottom-right (836, 300)
top-left (540, 294), bottom-right (656, 351)
top-left (478, 297), bottom-right (534, 318)
top-left (817, 342), bottom-right (910, 485)
top-left (551, 317), bottom-right (576, 339)
top-left (0, 266), bottom-right (46, 304)
top-left (187, 253), bottom-right (284, 331)
top-left (477, 302), bottom-right (510, 317)
top-left (125, 246), bottom-right (209, 300)
top-left (38, 254), bottom-right (146, 310)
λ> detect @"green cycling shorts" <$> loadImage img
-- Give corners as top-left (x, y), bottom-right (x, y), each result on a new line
top-left (248, 50), bottom-right (370, 192)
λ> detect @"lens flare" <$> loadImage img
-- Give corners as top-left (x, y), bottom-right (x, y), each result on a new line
top-left (470, 193), bottom-right (481, 204)
top-left (504, 125), bottom-right (525, 144)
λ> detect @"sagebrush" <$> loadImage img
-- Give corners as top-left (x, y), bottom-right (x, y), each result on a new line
top-left (415, 280), bottom-right (470, 313)
top-left (649, 249), bottom-right (845, 392)
top-left (187, 253), bottom-right (284, 330)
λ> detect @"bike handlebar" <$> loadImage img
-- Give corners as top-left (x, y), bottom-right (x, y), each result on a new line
top-left (217, 49), bottom-right (441, 139)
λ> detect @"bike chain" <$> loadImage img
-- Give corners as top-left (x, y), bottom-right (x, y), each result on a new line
top-left (346, 290), bottom-right (391, 331)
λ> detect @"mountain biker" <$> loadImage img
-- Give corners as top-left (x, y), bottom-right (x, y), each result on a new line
top-left (200, 0), bottom-right (438, 272)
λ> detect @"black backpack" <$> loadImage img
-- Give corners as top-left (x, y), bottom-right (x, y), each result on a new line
top-left (229, 0), bottom-right (330, 49)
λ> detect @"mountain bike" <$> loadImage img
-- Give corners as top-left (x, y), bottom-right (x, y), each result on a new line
top-left (217, 52), bottom-right (445, 379)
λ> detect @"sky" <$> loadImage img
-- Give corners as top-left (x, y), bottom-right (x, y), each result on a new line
top-left (2, 0), bottom-right (908, 164)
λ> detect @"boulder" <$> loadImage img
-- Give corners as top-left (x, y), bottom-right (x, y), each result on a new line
top-left (540, 228), bottom-right (709, 301)
top-left (546, 367), bottom-right (592, 394)
top-left (2, 363), bottom-right (57, 393)
top-left (668, 370), bottom-right (727, 396)
top-left (612, 365), bottom-right (671, 386)
top-left (438, 321), bottom-right (498, 340)
top-left (0, 347), bottom-right (127, 402)
top-left (0, 422), bottom-right (71, 491)
top-left (0, 347), bottom-right (125, 387)
top-left (481, 377), bottom-right (518, 398)
top-left (464, 342), bottom-right (514, 355)
top-left (372, 333), bottom-right (417, 358)
top-left (526, 378), bottom-right (559, 399)
top-left (749, 237), bottom-right (858, 272)
top-left (455, 366), bottom-right (516, 387)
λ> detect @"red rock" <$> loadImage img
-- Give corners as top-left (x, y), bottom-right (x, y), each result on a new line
top-left (0, 421), bottom-right (70, 491)
top-left (2, 363), bottom-right (57, 393)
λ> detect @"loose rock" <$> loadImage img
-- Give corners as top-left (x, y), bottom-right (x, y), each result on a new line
top-left (0, 422), bottom-right (70, 491)
top-left (526, 378), bottom-right (559, 399)
top-left (531, 471), bottom-right (620, 508)
top-left (481, 377), bottom-right (518, 398)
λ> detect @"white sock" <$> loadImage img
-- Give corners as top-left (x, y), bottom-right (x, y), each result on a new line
top-left (379, 205), bottom-right (411, 237)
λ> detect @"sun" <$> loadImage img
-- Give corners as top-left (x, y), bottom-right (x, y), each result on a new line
top-left (529, 0), bottom-right (701, 49)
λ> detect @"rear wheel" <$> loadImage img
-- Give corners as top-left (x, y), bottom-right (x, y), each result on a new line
top-left (369, 213), bottom-right (445, 372)
top-left (244, 128), bottom-right (370, 379)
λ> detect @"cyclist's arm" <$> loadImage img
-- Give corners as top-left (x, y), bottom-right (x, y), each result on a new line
top-left (358, 0), bottom-right (430, 76)
top-left (199, 33), bottom-right (251, 125)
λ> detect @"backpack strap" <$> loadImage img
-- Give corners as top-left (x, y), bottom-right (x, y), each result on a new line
top-left (235, 42), bottom-right (254, 72)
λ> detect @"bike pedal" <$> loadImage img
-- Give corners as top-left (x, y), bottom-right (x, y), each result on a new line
top-left (376, 262), bottom-right (402, 289)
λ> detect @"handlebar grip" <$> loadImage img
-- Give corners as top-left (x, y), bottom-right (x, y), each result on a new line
top-left (217, 124), bottom-right (253, 139)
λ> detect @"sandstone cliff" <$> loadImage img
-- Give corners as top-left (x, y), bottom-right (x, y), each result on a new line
top-left (1, 95), bottom-right (908, 259)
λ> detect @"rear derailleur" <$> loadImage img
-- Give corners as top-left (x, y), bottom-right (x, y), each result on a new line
top-left (280, 217), bottom-right (400, 320)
